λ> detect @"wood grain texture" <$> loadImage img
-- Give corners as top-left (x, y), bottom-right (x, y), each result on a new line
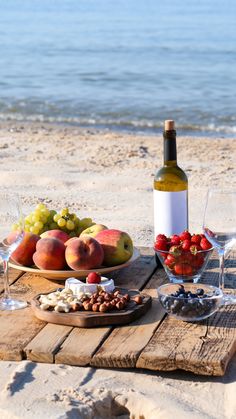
top-left (25, 323), bottom-right (73, 363)
top-left (0, 267), bottom-right (24, 294)
top-left (54, 247), bottom-right (156, 366)
top-left (0, 272), bottom-right (62, 361)
top-left (136, 304), bottom-right (236, 376)
top-left (55, 327), bottom-right (111, 366)
top-left (90, 265), bottom-right (167, 369)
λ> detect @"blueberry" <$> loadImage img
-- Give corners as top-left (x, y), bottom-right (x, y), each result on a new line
top-left (196, 288), bottom-right (204, 296)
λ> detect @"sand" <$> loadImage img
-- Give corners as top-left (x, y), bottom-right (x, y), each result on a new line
top-left (0, 122), bottom-right (235, 418)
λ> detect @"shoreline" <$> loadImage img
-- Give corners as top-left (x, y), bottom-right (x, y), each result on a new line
top-left (0, 119), bottom-right (235, 139)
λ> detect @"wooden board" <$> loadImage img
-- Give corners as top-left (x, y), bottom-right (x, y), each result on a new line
top-left (136, 304), bottom-right (236, 376)
top-left (31, 289), bottom-right (152, 328)
top-left (90, 275), bottom-right (166, 369)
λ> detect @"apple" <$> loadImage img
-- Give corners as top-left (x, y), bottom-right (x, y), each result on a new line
top-left (95, 229), bottom-right (133, 266)
top-left (65, 236), bottom-right (104, 270)
top-left (40, 229), bottom-right (69, 244)
top-left (80, 224), bottom-right (108, 238)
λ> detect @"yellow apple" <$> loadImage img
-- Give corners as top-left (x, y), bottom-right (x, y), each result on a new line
top-left (80, 224), bottom-right (108, 238)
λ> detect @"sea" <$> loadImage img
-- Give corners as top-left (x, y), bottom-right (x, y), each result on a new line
top-left (0, 0), bottom-right (236, 137)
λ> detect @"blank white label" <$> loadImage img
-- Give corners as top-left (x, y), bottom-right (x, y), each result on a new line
top-left (154, 190), bottom-right (188, 238)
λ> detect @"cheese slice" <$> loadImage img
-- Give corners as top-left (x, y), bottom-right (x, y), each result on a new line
top-left (65, 277), bottom-right (115, 296)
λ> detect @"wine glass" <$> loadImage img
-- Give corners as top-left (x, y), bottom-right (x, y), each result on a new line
top-left (203, 189), bottom-right (236, 305)
top-left (0, 193), bottom-right (27, 310)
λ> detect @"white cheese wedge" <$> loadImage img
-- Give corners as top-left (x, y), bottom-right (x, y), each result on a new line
top-left (65, 276), bottom-right (115, 296)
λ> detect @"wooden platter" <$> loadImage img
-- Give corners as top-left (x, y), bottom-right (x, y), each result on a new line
top-left (31, 288), bottom-right (152, 328)
top-left (9, 247), bottom-right (140, 280)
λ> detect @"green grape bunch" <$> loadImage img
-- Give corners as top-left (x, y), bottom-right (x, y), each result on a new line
top-left (12, 203), bottom-right (95, 238)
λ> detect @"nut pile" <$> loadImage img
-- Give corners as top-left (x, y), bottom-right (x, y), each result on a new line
top-left (160, 285), bottom-right (220, 319)
top-left (39, 288), bottom-right (143, 313)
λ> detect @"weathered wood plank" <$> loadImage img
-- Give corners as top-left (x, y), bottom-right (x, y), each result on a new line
top-left (111, 246), bottom-right (156, 289)
top-left (0, 267), bottom-right (24, 294)
top-left (25, 323), bottom-right (73, 363)
top-left (90, 268), bottom-right (167, 369)
top-left (136, 304), bottom-right (236, 376)
top-left (53, 248), bottom-right (156, 366)
top-left (55, 327), bottom-right (111, 366)
top-left (0, 273), bottom-right (62, 361)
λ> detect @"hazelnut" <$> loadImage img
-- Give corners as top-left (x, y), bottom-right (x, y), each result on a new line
top-left (83, 302), bottom-right (93, 311)
top-left (123, 293), bottom-right (130, 302)
top-left (132, 295), bottom-right (143, 305)
top-left (70, 302), bottom-right (83, 312)
top-left (99, 303), bottom-right (108, 312)
top-left (114, 290), bottom-right (120, 297)
top-left (116, 301), bottom-right (124, 310)
top-left (97, 296), bottom-right (104, 303)
top-left (104, 293), bottom-right (111, 301)
top-left (92, 303), bottom-right (100, 312)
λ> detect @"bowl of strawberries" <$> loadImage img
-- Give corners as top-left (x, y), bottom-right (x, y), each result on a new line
top-left (154, 231), bottom-right (213, 283)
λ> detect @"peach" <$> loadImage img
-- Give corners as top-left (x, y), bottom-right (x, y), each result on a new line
top-left (40, 229), bottom-right (69, 244)
top-left (11, 232), bottom-right (40, 267)
top-left (64, 237), bottom-right (78, 246)
top-left (33, 237), bottom-right (66, 270)
top-left (65, 236), bottom-right (104, 270)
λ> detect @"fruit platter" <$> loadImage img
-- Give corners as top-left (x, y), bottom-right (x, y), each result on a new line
top-left (8, 203), bottom-right (139, 280)
top-left (31, 273), bottom-right (152, 327)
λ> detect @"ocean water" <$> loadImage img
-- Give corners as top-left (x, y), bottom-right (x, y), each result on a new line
top-left (0, 0), bottom-right (236, 136)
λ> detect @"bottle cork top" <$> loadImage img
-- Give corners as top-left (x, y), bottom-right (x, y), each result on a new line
top-left (164, 120), bottom-right (175, 131)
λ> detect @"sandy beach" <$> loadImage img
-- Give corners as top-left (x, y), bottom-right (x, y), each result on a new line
top-left (0, 122), bottom-right (236, 418)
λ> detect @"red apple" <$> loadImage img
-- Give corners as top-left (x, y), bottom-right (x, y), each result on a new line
top-left (40, 229), bottom-right (69, 244)
top-left (95, 229), bottom-right (133, 266)
top-left (65, 236), bottom-right (104, 270)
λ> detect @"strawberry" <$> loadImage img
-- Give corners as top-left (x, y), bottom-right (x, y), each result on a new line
top-left (191, 234), bottom-right (201, 245)
top-left (179, 230), bottom-right (191, 241)
top-left (190, 244), bottom-right (201, 255)
top-left (154, 239), bottom-right (168, 252)
top-left (174, 263), bottom-right (193, 276)
top-left (192, 254), bottom-right (204, 269)
top-left (155, 234), bottom-right (167, 242)
top-left (164, 253), bottom-right (176, 268)
top-left (87, 272), bottom-right (101, 284)
top-left (181, 239), bottom-right (191, 251)
top-left (169, 245), bottom-right (181, 257)
top-left (170, 234), bottom-right (181, 246)
top-left (200, 238), bottom-right (212, 250)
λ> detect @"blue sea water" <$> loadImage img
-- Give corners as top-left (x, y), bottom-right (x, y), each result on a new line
top-left (0, 0), bottom-right (236, 136)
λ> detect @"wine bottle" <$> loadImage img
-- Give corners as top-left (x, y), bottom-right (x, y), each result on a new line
top-left (154, 120), bottom-right (188, 239)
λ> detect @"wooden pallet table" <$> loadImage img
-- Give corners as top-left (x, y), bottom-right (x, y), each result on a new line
top-left (0, 247), bottom-right (235, 376)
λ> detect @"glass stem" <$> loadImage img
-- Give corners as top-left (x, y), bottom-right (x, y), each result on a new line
top-left (3, 259), bottom-right (11, 300)
top-left (218, 251), bottom-right (225, 292)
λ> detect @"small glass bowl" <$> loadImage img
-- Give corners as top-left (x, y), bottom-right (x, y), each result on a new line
top-left (157, 283), bottom-right (223, 322)
top-left (154, 246), bottom-right (213, 283)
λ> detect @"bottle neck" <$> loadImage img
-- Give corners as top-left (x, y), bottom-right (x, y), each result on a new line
top-left (163, 130), bottom-right (177, 166)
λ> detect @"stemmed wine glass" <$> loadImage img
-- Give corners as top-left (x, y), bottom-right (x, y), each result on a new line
top-left (203, 189), bottom-right (236, 305)
top-left (0, 193), bottom-right (27, 310)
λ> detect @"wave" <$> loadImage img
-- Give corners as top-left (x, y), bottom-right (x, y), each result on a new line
top-left (0, 111), bottom-right (236, 136)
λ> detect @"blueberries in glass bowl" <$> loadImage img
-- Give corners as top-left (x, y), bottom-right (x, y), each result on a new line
top-left (157, 283), bottom-right (223, 322)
